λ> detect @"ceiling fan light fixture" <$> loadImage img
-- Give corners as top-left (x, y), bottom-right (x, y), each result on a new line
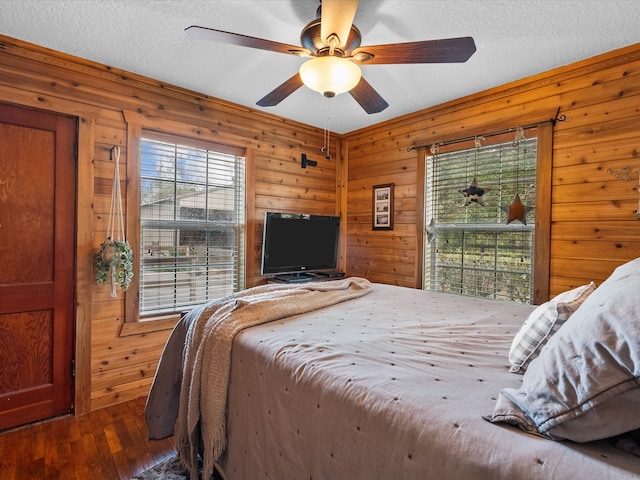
top-left (299, 56), bottom-right (361, 97)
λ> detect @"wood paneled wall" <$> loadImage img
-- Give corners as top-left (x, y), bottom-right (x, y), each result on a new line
top-left (0, 35), bottom-right (339, 412)
top-left (1, 33), bottom-right (639, 413)
top-left (342, 43), bottom-right (640, 294)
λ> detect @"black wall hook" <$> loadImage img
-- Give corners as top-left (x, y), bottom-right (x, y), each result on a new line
top-left (301, 153), bottom-right (318, 169)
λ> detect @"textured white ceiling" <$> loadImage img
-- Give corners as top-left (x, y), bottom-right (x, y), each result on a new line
top-left (0, 0), bottom-right (638, 133)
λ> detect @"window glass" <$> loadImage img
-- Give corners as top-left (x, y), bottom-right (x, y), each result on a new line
top-left (424, 136), bottom-right (537, 303)
top-left (139, 135), bottom-right (245, 316)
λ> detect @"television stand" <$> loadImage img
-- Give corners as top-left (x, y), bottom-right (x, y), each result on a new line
top-left (272, 272), bottom-right (317, 283)
top-left (315, 271), bottom-right (345, 278)
top-left (269, 272), bottom-right (346, 284)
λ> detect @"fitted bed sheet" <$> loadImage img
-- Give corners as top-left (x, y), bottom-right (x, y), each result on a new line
top-left (217, 283), bottom-right (640, 479)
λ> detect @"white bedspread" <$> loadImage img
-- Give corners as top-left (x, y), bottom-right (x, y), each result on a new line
top-left (216, 284), bottom-right (640, 479)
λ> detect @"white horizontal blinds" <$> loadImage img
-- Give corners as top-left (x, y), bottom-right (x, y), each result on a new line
top-left (139, 132), bottom-right (245, 316)
top-left (424, 136), bottom-right (537, 303)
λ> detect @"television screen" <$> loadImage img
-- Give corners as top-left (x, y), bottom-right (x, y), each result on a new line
top-left (261, 212), bottom-right (340, 277)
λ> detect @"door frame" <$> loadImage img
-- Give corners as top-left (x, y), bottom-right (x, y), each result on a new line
top-left (72, 113), bottom-right (96, 415)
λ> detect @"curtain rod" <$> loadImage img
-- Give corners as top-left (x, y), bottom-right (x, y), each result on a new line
top-left (406, 108), bottom-right (566, 152)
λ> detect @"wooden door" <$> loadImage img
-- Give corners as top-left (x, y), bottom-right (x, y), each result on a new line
top-left (0, 102), bottom-right (76, 430)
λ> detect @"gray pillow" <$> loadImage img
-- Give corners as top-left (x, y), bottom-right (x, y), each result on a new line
top-left (487, 257), bottom-right (640, 442)
top-left (508, 282), bottom-right (595, 373)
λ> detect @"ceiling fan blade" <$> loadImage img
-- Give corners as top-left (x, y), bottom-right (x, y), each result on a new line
top-left (320, 0), bottom-right (359, 49)
top-left (349, 77), bottom-right (389, 114)
top-left (256, 73), bottom-right (304, 107)
top-left (352, 36), bottom-right (476, 64)
top-left (185, 25), bottom-right (310, 56)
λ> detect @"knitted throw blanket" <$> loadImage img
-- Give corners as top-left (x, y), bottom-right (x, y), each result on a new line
top-left (174, 277), bottom-right (374, 479)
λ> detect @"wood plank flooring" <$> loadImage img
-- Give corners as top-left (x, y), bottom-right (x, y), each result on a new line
top-left (0, 397), bottom-right (176, 480)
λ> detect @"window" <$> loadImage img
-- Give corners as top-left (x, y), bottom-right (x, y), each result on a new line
top-left (423, 134), bottom-right (539, 304)
top-left (138, 132), bottom-right (245, 317)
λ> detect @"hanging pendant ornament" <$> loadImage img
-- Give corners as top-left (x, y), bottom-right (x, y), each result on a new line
top-left (459, 177), bottom-right (490, 206)
top-left (426, 145), bottom-right (439, 243)
top-left (459, 136), bottom-right (489, 207)
top-left (501, 193), bottom-right (534, 224)
top-left (501, 127), bottom-right (533, 224)
top-left (426, 217), bottom-right (437, 243)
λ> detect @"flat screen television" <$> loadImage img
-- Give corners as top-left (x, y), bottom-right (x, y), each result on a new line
top-left (261, 211), bottom-right (340, 281)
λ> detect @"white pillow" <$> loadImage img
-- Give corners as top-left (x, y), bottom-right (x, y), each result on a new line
top-left (508, 282), bottom-right (595, 373)
top-left (488, 257), bottom-right (640, 442)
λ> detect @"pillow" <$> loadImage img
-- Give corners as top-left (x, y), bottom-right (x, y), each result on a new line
top-left (508, 282), bottom-right (595, 373)
top-left (487, 257), bottom-right (640, 442)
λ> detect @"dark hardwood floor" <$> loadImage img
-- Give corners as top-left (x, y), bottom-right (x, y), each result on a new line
top-left (0, 396), bottom-right (177, 480)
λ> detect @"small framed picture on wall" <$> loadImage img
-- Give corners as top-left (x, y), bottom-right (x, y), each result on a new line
top-left (372, 183), bottom-right (394, 230)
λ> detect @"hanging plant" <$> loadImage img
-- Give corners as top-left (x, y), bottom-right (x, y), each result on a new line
top-left (96, 237), bottom-right (133, 292)
top-left (96, 145), bottom-right (134, 298)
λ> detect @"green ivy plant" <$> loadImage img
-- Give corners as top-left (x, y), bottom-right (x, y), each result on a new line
top-left (95, 237), bottom-right (134, 292)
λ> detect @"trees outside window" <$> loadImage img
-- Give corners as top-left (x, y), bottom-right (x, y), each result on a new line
top-left (424, 136), bottom-right (538, 304)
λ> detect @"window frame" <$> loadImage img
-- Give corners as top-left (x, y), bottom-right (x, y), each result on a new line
top-left (416, 122), bottom-right (552, 304)
top-left (122, 112), bottom-right (248, 329)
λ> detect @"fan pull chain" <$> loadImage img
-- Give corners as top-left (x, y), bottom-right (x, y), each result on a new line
top-left (322, 96), bottom-right (332, 160)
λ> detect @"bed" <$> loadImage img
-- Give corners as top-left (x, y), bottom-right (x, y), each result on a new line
top-left (146, 267), bottom-right (640, 480)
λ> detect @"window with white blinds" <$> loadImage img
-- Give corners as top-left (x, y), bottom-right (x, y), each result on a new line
top-left (424, 136), bottom-right (537, 303)
top-left (139, 133), bottom-right (245, 316)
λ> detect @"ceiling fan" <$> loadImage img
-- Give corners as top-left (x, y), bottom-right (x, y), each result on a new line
top-left (185, 0), bottom-right (476, 114)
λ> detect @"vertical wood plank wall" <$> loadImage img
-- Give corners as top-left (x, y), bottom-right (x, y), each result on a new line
top-left (1, 34), bottom-right (639, 412)
top-left (342, 43), bottom-right (640, 294)
top-left (0, 36), bottom-right (338, 412)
